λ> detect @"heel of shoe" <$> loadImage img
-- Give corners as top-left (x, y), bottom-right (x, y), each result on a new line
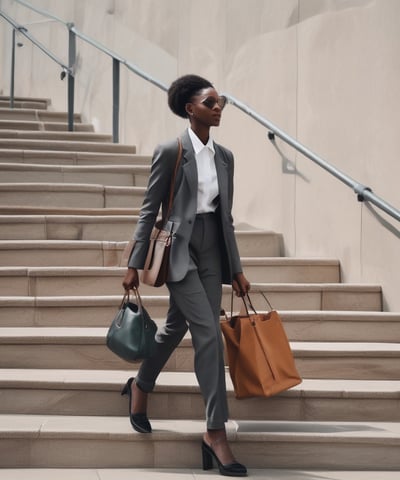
top-left (201, 441), bottom-right (213, 470)
top-left (121, 377), bottom-right (134, 396)
top-left (201, 440), bottom-right (247, 477)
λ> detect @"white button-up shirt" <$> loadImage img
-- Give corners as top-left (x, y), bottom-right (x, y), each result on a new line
top-left (188, 127), bottom-right (219, 214)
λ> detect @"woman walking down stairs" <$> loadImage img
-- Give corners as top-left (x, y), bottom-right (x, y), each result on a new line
top-left (0, 97), bottom-right (399, 478)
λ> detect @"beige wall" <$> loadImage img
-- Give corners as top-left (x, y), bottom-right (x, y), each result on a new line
top-left (1, 0), bottom-right (399, 310)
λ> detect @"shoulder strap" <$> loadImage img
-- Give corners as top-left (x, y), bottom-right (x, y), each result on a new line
top-left (162, 137), bottom-right (182, 223)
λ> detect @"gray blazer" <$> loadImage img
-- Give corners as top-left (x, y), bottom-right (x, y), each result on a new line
top-left (128, 129), bottom-right (242, 284)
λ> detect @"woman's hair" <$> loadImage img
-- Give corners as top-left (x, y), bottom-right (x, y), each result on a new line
top-left (168, 74), bottom-right (214, 118)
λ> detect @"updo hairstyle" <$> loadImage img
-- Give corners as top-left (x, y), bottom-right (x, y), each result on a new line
top-left (167, 74), bottom-right (214, 118)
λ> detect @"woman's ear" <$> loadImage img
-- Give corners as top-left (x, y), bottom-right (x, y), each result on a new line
top-left (185, 103), bottom-right (194, 117)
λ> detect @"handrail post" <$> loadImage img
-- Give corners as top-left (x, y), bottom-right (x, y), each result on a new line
top-left (10, 28), bottom-right (16, 108)
top-left (67, 23), bottom-right (76, 132)
top-left (112, 58), bottom-right (120, 143)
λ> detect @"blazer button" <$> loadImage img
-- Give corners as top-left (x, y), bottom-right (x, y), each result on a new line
top-left (188, 220), bottom-right (192, 224)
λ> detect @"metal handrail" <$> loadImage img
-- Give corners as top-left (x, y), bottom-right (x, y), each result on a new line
top-left (0, 9), bottom-right (73, 124)
top-left (2, 1), bottom-right (400, 223)
top-left (14, 0), bottom-right (169, 92)
top-left (14, 0), bottom-right (68, 26)
top-left (0, 10), bottom-right (70, 76)
top-left (67, 25), bottom-right (168, 143)
top-left (223, 94), bottom-right (400, 222)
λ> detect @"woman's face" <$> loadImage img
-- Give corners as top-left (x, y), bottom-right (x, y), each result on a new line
top-left (186, 88), bottom-right (227, 128)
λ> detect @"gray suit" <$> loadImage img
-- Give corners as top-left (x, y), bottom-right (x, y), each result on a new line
top-left (128, 129), bottom-right (243, 429)
top-left (128, 129), bottom-right (242, 283)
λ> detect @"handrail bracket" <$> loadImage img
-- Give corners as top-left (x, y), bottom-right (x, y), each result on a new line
top-left (354, 184), bottom-right (373, 202)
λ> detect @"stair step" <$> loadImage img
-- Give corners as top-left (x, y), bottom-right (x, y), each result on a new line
top-left (0, 139), bottom-right (135, 153)
top-left (0, 294), bottom-right (397, 341)
top-left (291, 341), bottom-right (400, 379)
top-left (1, 469), bottom-right (399, 480)
top-left (0, 162), bottom-right (150, 186)
top-left (0, 239), bottom-right (282, 266)
top-left (0, 414), bottom-right (399, 469)
top-left (0, 96), bottom-right (51, 109)
top-left (0, 108), bottom-right (82, 122)
top-left (240, 258), bottom-right (340, 282)
top-left (0, 149), bottom-right (148, 165)
top-left (0, 328), bottom-right (397, 378)
top-left (0, 130), bottom-right (113, 143)
top-left (0, 100), bottom-right (48, 110)
top-left (280, 310), bottom-right (400, 342)
top-left (0, 241), bottom-right (128, 267)
top-left (0, 229), bottom-right (282, 256)
top-left (0, 183), bottom-right (145, 208)
top-left (0, 119), bottom-right (94, 132)
top-left (0, 207), bottom-right (140, 215)
top-left (0, 267), bottom-right (381, 308)
top-left (0, 369), bottom-right (399, 422)
top-left (0, 247), bottom-right (338, 280)
top-left (0, 214), bottom-right (140, 241)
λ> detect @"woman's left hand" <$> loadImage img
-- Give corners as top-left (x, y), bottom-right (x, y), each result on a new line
top-left (232, 272), bottom-right (251, 297)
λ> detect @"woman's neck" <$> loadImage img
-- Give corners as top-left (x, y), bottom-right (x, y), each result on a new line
top-left (190, 124), bottom-right (210, 145)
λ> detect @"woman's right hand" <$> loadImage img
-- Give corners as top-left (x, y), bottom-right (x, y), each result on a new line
top-left (122, 267), bottom-right (139, 291)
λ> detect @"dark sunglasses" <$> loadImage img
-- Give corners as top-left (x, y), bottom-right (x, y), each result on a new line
top-left (199, 95), bottom-right (227, 110)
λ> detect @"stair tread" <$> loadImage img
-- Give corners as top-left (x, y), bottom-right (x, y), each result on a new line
top-left (0, 469), bottom-right (399, 480)
top-left (0, 295), bottom-right (397, 320)
top-left (0, 240), bottom-right (128, 249)
top-left (0, 182), bottom-right (145, 191)
top-left (0, 120), bottom-right (94, 131)
top-left (0, 369), bottom-right (399, 397)
top-left (0, 213), bottom-right (141, 222)
top-left (0, 107), bottom-right (72, 113)
top-left (1, 326), bottom-right (399, 351)
top-left (0, 139), bottom-right (136, 153)
top-left (0, 243), bottom-right (337, 264)
top-left (0, 102), bottom-right (47, 110)
top-left (0, 162), bottom-right (150, 173)
top-left (0, 268), bottom-right (379, 286)
top-left (1, 414), bottom-right (400, 443)
top-left (0, 238), bottom-right (281, 248)
top-left (0, 96), bottom-right (51, 104)
top-left (0, 130), bottom-right (113, 141)
top-left (0, 149), bottom-right (149, 165)
top-left (0, 207), bottom-right (141, 215)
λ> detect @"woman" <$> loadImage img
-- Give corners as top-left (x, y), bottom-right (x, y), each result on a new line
top-left (122, 74), bottom-right (250, 477)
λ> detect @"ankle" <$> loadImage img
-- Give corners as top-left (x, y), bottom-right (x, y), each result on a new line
top-left (132, 380), bottom-right (148, 414)
top-left (204, 428), bottom-right (227, 447)
top-left (134, 379), bottom-right (147, 393)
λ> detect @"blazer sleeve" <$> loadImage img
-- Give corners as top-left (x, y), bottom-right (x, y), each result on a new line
top-left (128, 140), bottom-right (177, 269)
top-left (216, 144), bottom-right (243, 281)
top-left (225, 148), bottom-right (243, 276)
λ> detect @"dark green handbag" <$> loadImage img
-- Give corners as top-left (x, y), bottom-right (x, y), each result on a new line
top-left (106, 288), bottom-right (157, 362)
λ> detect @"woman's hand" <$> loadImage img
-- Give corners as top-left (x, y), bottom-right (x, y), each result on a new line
top-left (122, 267), bottom-right (139, 291)
top-left (232, 272), bottom-right (250, 297)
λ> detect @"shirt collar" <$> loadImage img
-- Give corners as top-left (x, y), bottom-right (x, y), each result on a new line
top-left (188, 127), bottom-right (215, 155)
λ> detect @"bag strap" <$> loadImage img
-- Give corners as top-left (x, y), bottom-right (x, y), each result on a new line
top-left (162, 137), bottom-right (183, 225)
top-left (229, 290), bottom-right (274, 317)
top-left (120, 287), bottom-right (144, 311)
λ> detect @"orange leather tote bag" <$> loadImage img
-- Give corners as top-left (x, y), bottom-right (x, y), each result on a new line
top-left (220, 292), bottom-right (302, 399)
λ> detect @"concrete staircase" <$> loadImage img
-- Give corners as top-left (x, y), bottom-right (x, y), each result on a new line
top-left (0, 97), bottom-right (399, 478)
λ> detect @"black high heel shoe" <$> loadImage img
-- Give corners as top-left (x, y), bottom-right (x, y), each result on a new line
top-left (202, 440), bottom-right (247, 477)
top-left (121, 377), bottom-right (152, 433)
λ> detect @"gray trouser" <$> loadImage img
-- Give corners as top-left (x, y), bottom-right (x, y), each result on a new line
top-left (136, 212), bottom-right (229, 429)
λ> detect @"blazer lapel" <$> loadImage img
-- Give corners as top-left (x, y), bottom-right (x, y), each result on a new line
top-left (180, 130), bottom-right (198, 195)
top-left (179, 131), bottom-right (229, 213)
